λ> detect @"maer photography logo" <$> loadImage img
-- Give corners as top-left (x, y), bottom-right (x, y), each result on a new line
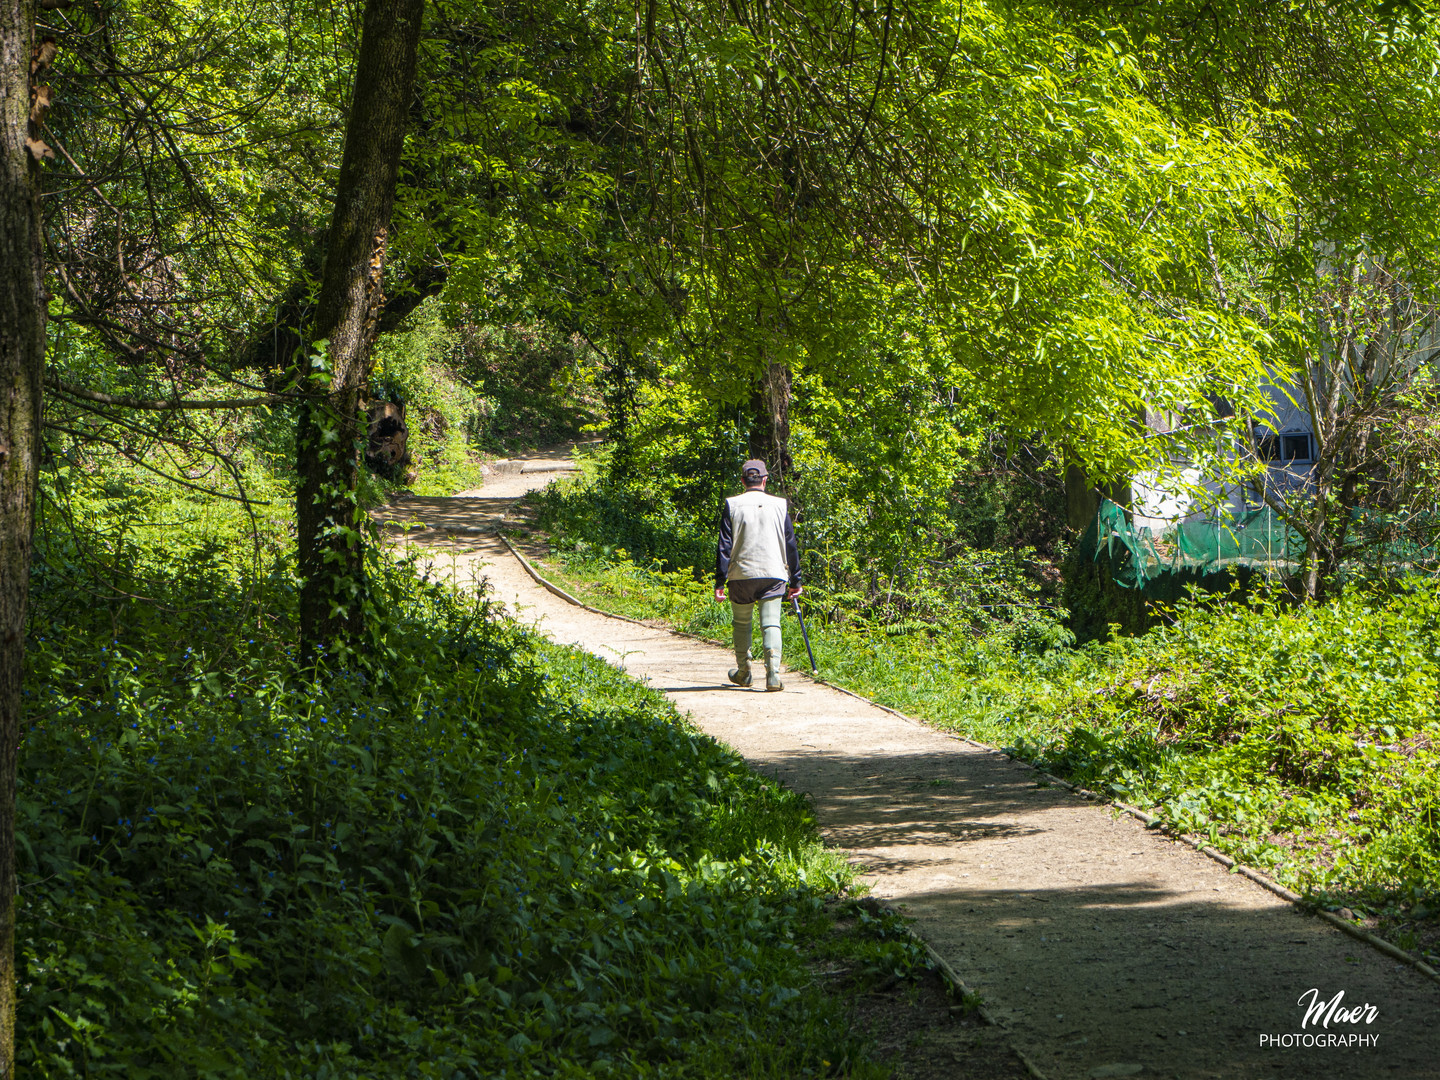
top-left (1259, 989), bottom-right (1380, 1048)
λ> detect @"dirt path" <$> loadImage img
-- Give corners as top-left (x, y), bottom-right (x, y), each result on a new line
top-left (381, 452), bottom-right (1440, 1080)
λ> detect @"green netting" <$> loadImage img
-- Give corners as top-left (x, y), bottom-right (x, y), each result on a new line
top-left (1174, 508), bottom-right (1305, 566)
top-left (1086, 498), bottom-right (1437, 591)
top-left (1090, 499), bottom-right (1305, 590)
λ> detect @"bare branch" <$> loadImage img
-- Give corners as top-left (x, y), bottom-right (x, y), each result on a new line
top-left (46, 376), bottom-right (295, 411)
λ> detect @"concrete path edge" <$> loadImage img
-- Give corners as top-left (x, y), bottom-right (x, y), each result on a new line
top-left (492, 530), bottom-right (1440, 990)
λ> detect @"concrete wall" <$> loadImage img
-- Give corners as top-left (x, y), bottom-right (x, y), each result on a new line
top-left (1130, 382), bottom-right (1316, 533)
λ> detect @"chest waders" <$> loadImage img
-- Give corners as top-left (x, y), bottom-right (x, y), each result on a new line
top-left (729, 597), bottom-right (785, 691)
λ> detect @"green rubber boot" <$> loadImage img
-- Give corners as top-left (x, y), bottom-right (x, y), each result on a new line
top-left (762, 648), bottom-right (784, 691)
top-left (729, 617), bottom-right (753, 686)
top-left (760, 603), bottom-right (784, 691)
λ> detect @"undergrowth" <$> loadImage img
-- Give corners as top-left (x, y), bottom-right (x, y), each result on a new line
top-left (527, 441), bottom-right (1058, 638)
top-left (1018, 586), bottom-right (1440, 933)
top-left (19, 475), bottom-right (909, 1077)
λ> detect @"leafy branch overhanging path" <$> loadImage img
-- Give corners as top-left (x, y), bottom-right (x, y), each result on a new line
top-left (382, 450), bottom-right (1440, 1080)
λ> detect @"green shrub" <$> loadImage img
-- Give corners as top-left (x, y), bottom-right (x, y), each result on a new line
top-left (19, 503), bottom-right (878, 1077)
top-left (1019, 583), bottom-right (1440, 911)
top-left (531, 450), bottom-right (1057, 638)
top-left (369, 300), bottom-right (489, 495)
top-left (532, 472), bottom-right (715, 577)
top-left (448, 318), bottom-right (602, 453)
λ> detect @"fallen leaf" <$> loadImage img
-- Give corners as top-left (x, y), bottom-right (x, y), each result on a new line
top-left (25, 137), bottom-right (54, 161)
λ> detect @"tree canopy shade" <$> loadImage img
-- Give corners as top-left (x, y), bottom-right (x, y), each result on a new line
top-left (9, 0), bottom-right (1440, 1066)
top-left (23, 0), bottom-right (1440, 611)
top-left (402, 0), bottom-right (1283, 490)
top-left (0, 3), bottom-right (1306, 1053)
top-left (22, 0), bottom-right (1288, 511)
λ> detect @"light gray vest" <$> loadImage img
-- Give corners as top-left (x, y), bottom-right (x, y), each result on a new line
top-left (725, 490), bottom-right (790, 581)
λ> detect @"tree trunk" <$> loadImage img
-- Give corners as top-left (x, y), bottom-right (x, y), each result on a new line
top-left (297, 0), bottom-right (424, 656)
top-left (748, 361), bottom-right (793, 486)
top-left (1064, 461), bottom-right (1132, 530)
top-left (0, 1), bottom-right (49, 1071)
top-left (1305, 423), bottom-right (1371, 602)
top-left (1300, 469), bottom-right (1333, 602)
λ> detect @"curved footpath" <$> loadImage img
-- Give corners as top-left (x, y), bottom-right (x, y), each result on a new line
top-left (381, 450), bottom-right (1440, 1080)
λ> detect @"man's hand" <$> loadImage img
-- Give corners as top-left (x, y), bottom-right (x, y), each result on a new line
top-left (714, 586), bottom-right (727, 603)
top-left (786, 585), bottom-right (803, 600)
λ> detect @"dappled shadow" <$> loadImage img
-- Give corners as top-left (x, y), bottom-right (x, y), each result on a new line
top-left (653, 684), bottom-right (748, 693)
top-left (893, 876), bottom-right (1440, 1080)
top-left (847, 850), bottom-right (1009, 876)
top-left (745, 744), bottom-right (1072, 836)
top-left (829, 818), bottom-right (1042, 851)
top-left (374, 441), bottom-right (591, 538)
top-left (363, 473), bottom-right (1440, 1078)
top-left (377, 495), bottom-right (513, 535)
top-left (724, 739), bottom-right (1440, 1078)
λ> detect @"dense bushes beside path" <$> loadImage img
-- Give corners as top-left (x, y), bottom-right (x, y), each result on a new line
top-left (526, 433), bottom-right (1063, 641)
top-left (19, 514), bottom-right (888, 1077)
top-left (1020, 586), bottom-right (1440, 918)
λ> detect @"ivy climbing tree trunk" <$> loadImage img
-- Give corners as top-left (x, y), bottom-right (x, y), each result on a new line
top-left (297, 0), bottom-right (424, 657)
top-left (0, 0), bottom-right (48, 1070)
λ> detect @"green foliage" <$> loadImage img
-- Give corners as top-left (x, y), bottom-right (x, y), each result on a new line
top-left (19, 491), bottom-right (893, 1077)
top-left (533, 478), bottom-right (714, 584)
top-left (447, 319), bottom-right (603, 452)
top-left (808, 902), bottom-right (933, 990)
top-left (947, 438), bottom-right (1068, 559)
top-left (1044, 0), bottom-right (1440, 586)
top-left (1021, 584), bottom-right (1440, 908)
top-left (369, 301), bottom-right (490, 496)
top-left (366, 304), bottom-right (604, 491)
top-left (393, 0), bottom-right (1287, 490)
top-left (532, 404), bottom-right (1063, 639)
top-left (780, 386), bottom-right (1057, 634)
top-left (1060, 545), bottom-right (1154, 644)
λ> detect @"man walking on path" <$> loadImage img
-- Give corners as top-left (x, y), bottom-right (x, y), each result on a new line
top-left (714, 459), bottom-right (803, 691)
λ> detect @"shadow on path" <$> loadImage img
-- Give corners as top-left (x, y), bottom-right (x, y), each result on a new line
top-left (377, 495), bottom-right (514, 533)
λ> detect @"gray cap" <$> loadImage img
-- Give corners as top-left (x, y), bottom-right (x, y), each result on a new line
top-left (741, 459), bottom-right (768, 482)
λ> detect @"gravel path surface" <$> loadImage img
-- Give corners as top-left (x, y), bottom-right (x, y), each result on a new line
top-left (380, 452), bottom-right (1440, 1080)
